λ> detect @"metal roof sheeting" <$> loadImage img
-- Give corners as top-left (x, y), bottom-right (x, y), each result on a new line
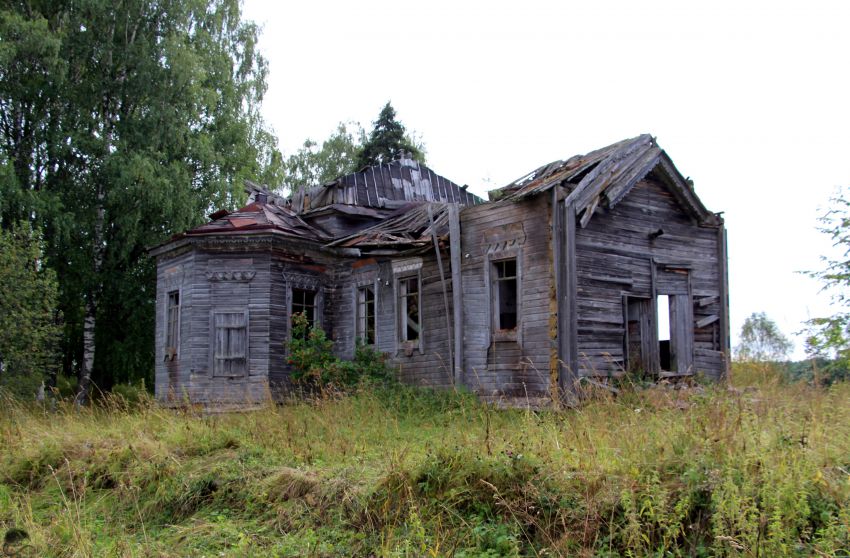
top-left (287, 155), bottom-right (484, 214)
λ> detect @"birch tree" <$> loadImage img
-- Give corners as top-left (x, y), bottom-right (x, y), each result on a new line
top-left (0, 0), bottom-right (281, 401)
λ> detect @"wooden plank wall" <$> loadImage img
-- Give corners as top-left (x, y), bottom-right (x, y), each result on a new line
top-left (154, 249), bottom-right (194, 402)
top-left (459, 195), bottom-right (553, 399)
top-left (573, 175), bottom-right (726, 379)
top-left (156, 249), bottom-right (274, 405)
top-left (329, 254), bottom-right (455, 388)
top-left (267, 258), bottom-right (291, 393)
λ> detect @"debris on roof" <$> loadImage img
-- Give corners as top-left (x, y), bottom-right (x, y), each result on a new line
top-left (330, 202), bottom-right (452, 252)
top-left (185, 200), bottom-right (330, 241)
top-left (493, 134), bottom-right (719, 227)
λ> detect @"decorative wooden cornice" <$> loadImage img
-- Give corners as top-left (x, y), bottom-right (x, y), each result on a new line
top-left (205, 270), bottom-right (256, 282)
top-left (282, 271), bottom-right (323, 289)
top-left (392, 257), bottom-right (423, 274)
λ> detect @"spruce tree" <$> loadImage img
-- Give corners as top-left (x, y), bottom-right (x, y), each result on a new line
top-left (355, 102), bottom-right (425, 168)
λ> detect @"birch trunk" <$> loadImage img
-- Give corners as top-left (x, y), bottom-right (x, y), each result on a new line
top-left (75, 14), bottom-right (116, 406)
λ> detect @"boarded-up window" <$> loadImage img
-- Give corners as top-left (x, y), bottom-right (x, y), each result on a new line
top-left (493, 259), bottom-right (518, 331)
top-left (356, 285), bottom-right (376, 345)
top-left (212, 310), bottom-right (248, 376)
top-left (166, 290), bottom-right (180, 356)
top-left (291, 288), bottom-right (317, 332)
top-left (398, 276), bottom-right (420, 342)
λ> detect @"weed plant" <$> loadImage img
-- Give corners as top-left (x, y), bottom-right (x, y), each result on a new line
top-left (0, 363), bottom-right (848, 556)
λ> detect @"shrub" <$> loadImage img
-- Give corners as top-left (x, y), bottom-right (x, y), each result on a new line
top-left (287, 313), bottom-right (393, 389)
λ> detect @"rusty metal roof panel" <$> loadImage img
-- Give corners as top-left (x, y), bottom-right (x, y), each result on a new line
top-left (184, 199), bottom-right (330, 241)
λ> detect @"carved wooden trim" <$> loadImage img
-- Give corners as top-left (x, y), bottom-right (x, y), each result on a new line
top-left (391, 257), bottom-right (423, 275)
top-left (205, 270), bottom-right (256, 282)
top-left (282, 271), bottom-right (322, 289)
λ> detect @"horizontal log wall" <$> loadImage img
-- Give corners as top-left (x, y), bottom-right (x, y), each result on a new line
top-left (154, 249), bottom-right (194, 402)
top-left (184, 251), bottom-right (272, 404)
top-left (460, 195), bottom-right (554, 398)
top-left (574, 175), bottom-right (726, 379)
top-left (332, 255), bottom-right (455, 388)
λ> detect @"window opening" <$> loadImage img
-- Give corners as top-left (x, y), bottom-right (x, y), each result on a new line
top-left (399, 276), bottom-right (420, 342)
top-left (493, 259), bottom-right (518, 330)
top-left (356, 285), bottom-right (376, 345)
top-left (291, 288), bottom-right (317, 333)
top-left (166, 291), bottom-right (180, 354)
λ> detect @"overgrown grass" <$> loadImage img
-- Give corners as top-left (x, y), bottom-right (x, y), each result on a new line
top-left (1, 366), bottom-right (849, 557)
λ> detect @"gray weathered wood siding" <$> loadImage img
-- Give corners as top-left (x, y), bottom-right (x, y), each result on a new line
top-left (186, 250), bottom-right (273, 404)
top-left (331, 255), bottom-right (455, 388)
top-left (459, 195), bottom-right (554, 399)
top-left (268, 249), bottom-right (337, 395)
top-left (155, 243), bottom-right (281, 406)
top-left (572, 174), bottom-right (727, 380)
top-left (154, 249), bottom-right (194, 402)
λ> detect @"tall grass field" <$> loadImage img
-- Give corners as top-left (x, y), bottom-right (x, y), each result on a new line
top-left (1, 364), bottom-right (849, 557)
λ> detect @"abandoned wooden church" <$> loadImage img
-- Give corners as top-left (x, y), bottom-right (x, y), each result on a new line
top-left (152, 134), bottom-right (729, 407)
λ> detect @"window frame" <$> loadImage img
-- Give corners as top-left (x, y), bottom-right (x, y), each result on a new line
top-left (492, 257), bottom-right (519, 333)
top-left (290, 287), bottom-right (319, 334)
top-left (165, 289), bottom-right (181, 360)
top-left (396, 274), bottom-right (422, 347)
top-left (209, 308), bottom-right (249, 378)
top-left (486, 248), bottom-right (523, 344)
top-left (355, 282), bottom-right (377, 346)
top-left (284, 276), bottom-right (324, 340)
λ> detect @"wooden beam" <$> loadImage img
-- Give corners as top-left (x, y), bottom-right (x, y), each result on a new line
top-left (448, 204), bottom-right (464, 387)
top-left (696, 295), bottom-right (719, 307)
top-left (428, 204), bottom-right (454, 381)
top-left (556, 199), bottom-right (579, 400)
top-left (718, 222), bottom-right (730, 378)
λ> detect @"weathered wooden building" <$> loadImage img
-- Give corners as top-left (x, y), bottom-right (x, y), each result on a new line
top-left (152, 135), bottom-right (729, 407)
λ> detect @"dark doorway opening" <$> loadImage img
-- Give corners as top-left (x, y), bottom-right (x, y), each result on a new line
top-left (657, 294), bottom-right (671, 371)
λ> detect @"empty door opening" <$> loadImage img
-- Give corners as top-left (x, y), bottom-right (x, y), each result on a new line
top-left (657, 294), bottom-right (672, 371)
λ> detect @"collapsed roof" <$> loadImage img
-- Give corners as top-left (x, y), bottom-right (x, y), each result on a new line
top-left (158, 134), bottom-right (719, 257)
top-left (493, 134), bottom-right (720, 228)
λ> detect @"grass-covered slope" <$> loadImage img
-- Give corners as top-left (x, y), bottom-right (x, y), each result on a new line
top-left (1, 368), bottom-right (849, 557)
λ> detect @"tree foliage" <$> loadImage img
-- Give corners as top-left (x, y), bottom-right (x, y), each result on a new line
top-left (805, 187), bottom-right (850, 364)
top-left (354, 101), bottom-right (425, 169)
top-left (735, 312), bottom-right (792, 362)
top-left (281, 103), bottom-right (427, 194)
top-left (282, 122), bottom-right (365, 192)
top-left (0, 223), bottom-right (61, 397)
top-left (0, 0), bottom-right (281, 396)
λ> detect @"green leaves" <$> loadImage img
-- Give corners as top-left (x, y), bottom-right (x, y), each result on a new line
top-left (804, 188), bottom-right (850, 366)
top-left (0, 223), bottom-right (61, 397)
top-left (355, 101), bottom-right (426, 169)
top-left (0, 0), bottom-right (283, 389)
top-left (281, 103), bottom-right (428, 194)
top-left (282, 122), bottom-right (365, 193)
top-left (735, 312), bottom-right (792, 362)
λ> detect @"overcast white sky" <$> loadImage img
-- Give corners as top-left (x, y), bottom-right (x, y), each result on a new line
top-left (241, 0), bottom-right (850, 358)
